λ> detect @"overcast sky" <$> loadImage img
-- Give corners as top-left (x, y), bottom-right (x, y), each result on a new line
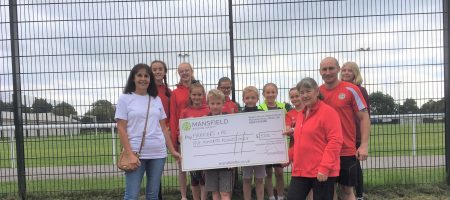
top-left (0, 0), bottom-right (445, 115)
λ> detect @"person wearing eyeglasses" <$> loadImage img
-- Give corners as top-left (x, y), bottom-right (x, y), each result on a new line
top-left (217, 77), bottom-right (239, 114)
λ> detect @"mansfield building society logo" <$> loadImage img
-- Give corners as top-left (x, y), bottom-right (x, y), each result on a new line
top-left (182, 121), bottom-right (192, 131)
top-left (182, 118), bottom-right (229, 132)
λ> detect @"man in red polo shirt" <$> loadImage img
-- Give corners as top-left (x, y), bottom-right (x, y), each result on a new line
top-left (319, 57), bottom-right (371, 200)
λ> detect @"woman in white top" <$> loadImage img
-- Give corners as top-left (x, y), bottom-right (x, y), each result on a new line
top-left (115, 63), bottom-right (180, 200)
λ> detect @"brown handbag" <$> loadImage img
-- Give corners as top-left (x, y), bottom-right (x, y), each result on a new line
top-left (117, 96), bottom-right (151, 172)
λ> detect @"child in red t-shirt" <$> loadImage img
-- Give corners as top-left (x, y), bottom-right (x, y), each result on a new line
top-left (150, 60), bottom-right (171, 126)
top-left (284, 87), bottom-right (314, 200)
top-left (170, 63), bottom-right (195, 200)
top-left (180, 82), bottom-right (210, 200)
top-left (217, 77), bottom-right (239, 114)
top-left (285, 87), bottom-right (304, 164)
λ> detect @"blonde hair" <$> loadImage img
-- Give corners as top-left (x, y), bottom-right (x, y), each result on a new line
top-left (178, 62), bottom-right (193, 71)
top-left (341, 61), bottom-right (363, 85)
top-left (207, 89), bottom-right (225, 103)
top-left (242, 86), bottom-right (259, 98)
top-left (178, 62), bottom-right (195, 83)
top-left (262, 83), bottom-right (278, 93)
top-left (188, 82), bottom-right (205, 106)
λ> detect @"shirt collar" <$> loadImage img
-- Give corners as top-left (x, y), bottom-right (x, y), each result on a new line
top-left (244, 106), bottom-right (259, 112)
top-left (302, 100), bottom-right (322, 116)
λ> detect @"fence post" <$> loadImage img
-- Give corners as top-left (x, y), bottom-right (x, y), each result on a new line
top-left (0, 111), bottom-right (3, 139)
top-left (443, 0), bottom-right (450, 186)
top-left (111, 127), bottom-right (116, 165)
top-left (227, 1), bottom-right (241, 194)
top-left (9, 0), bottom-right (27, 198)
top-left (412, 117), bottom-right (417, 157)
top-left (228, 0), bottom-right (236, 103)
top-left (9, 130), bottom-right (15, 168)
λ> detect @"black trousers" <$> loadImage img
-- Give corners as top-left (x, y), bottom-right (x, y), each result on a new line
top-left (287, 176), bottom-right (337, 200)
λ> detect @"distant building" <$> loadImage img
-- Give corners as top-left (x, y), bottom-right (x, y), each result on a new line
top-left (0, 112), bottom-right (80, 137)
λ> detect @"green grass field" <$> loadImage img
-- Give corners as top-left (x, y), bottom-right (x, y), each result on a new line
top-left (0, 132), bottom-right (121, 168)
top-left (0, 131), bottom-right (176, 168)
top-left (1, 167), bottom-right (447, 199)
top-left (1, 123), bottom-right (445, 168)
top-left (369, 122), bottom-right (445, 156)
top-left (0, 174), bottom-right (179, 194)
top-left (3, 184), bottom-right (450, 200)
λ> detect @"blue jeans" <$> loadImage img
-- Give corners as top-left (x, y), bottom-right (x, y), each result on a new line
top-left (124, 158), bottom-right (166, 200)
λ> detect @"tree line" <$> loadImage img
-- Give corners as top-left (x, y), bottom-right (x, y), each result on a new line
top-left (0, 98), bottom-right (115, 123)
top-left (0, 92), bottom-right (445, 123)
top-left (368, 91), bottom-right (444, 115)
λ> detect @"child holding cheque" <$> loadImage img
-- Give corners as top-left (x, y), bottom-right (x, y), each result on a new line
top-left (284, 87), bottom-right (312, 200)
top-left (285, 87), bottom-right (304, 164)
top-left (180, 82), bottom-right (210, 200)
top-left (204, 89), bottom-right (233, 200)
top-left (241, 86), bottom-right (266, 200)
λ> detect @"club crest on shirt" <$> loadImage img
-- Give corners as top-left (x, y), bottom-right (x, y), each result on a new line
top-left (338, 93), bottom-right (346, 100)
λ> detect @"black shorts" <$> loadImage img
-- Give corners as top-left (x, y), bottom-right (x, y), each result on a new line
top-left (265, 164), bottom-right (282, 169)
top-left (190, 170), bottom-right (205, 186)
top-left (287, 176), bottom-right (337, 200)
top-left (337, 156), bottom-right (358, 186)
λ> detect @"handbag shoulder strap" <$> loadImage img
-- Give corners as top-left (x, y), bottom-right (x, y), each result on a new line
top-left (138, 96), bottom-right (151, 155)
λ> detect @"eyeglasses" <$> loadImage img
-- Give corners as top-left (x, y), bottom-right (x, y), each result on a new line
top-left (219, 87), bottom-right (231, 90)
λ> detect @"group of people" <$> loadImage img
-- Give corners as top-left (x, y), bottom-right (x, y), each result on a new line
top-left (114, 56), bottom-right (371, 200)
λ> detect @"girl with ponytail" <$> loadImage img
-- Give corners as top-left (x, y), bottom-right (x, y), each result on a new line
top-left (150, 60), bottom-right (172, 126)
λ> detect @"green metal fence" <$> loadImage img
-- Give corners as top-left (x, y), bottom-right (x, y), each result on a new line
top-left (0, 0), bottom-right (448, 198)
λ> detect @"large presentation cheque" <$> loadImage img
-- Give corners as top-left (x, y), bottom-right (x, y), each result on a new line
top-left (180, 109), bottom-right (288, 171)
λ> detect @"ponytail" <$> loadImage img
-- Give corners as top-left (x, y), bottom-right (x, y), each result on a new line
top-left (163, 75), bottom-right (171, 98)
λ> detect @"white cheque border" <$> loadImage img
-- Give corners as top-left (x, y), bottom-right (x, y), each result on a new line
top-left (179, 109), bottom-right (288, 171)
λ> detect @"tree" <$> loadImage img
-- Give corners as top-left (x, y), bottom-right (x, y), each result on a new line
top-left (368, 91), bottom-right (397, 115)
top-left (0, 100), bottom-right (33, 113)
top-left (21, 104), bottom-right (33, 113)
top-left (53, 102), bottom-right (77, 117)
top-left (83, 100), bottom-right (115, 122)
top-left (436, 98), bottom-right (445, 112)
top-left (399, 98), bottom-right (419, 114)
top-left (32, 98), bottom-right (53, 113)
top-left (0, 100), bottom-right (13, 112)
top-left (420, 98), bottom-right (445, 113)
top-left (420, 100), bottom-right (435, 113)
